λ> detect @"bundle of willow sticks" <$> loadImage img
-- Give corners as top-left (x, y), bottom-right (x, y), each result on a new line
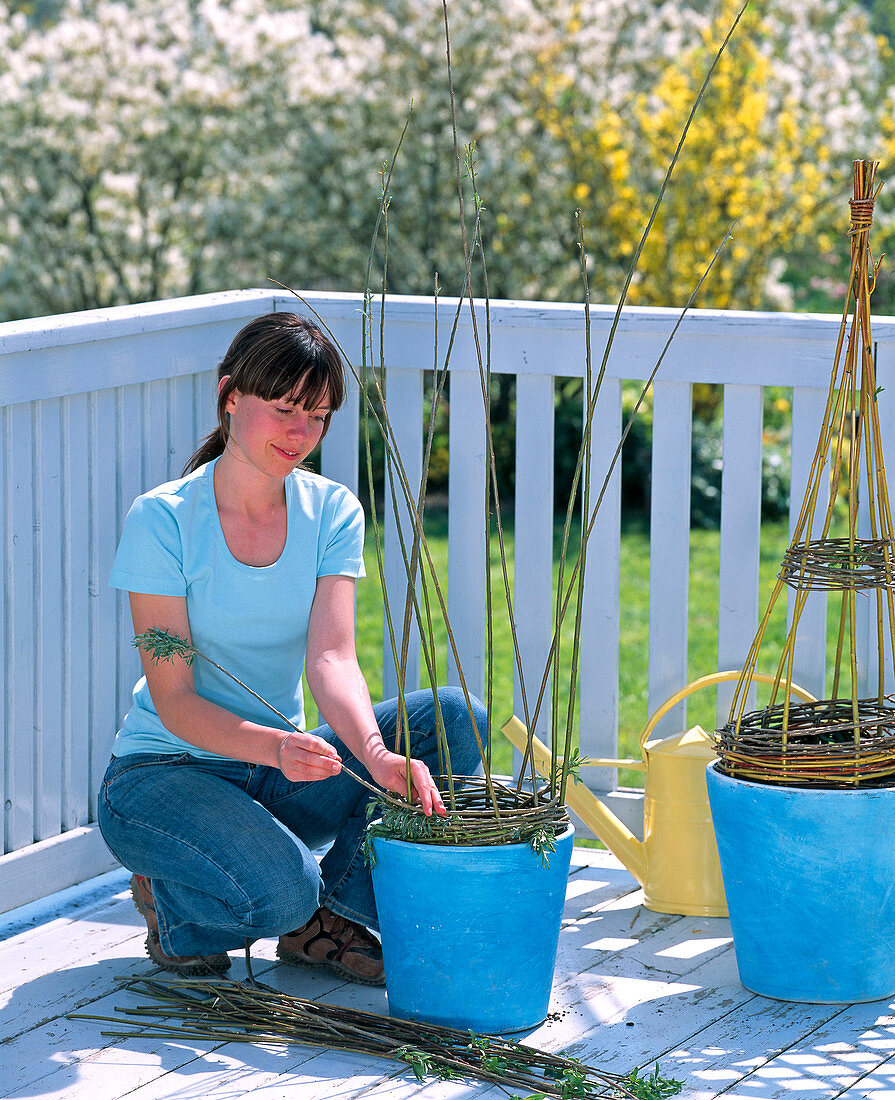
top-left (71, 974), bottom-right (679, 1100)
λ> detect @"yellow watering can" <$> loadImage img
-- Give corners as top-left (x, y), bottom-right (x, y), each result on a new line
top-left (501, 670), bottom-right (815, 918)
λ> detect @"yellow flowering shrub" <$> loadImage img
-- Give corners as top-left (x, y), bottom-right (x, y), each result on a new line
top-left (526, 0), bottom-right (877, 310)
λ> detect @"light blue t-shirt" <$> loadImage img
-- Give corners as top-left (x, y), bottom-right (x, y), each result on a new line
top-left (109, 458), bottom-right (365, 759)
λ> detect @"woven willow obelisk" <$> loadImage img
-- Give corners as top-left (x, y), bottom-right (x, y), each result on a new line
top-left (716, 160), bottom-right (895, 786)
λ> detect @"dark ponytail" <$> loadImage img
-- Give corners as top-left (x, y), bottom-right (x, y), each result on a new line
top-left (182, 313), bottom-right (346, 476)
top-left (185, 426), bottom-right (227, 474)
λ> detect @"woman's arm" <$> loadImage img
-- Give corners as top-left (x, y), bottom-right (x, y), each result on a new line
top-left (305, 575), bottom-right (445, 816)
top-left (129, 591), bottom-right (341, 782)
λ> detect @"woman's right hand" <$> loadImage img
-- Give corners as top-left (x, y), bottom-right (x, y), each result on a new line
top-left (278, 730), bottom-right (343, 782)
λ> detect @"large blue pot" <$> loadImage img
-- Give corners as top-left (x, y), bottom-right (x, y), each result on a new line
top-left (706, 763), bottom-right (895, 1003)
top-left (370, 824), bottom-right (574, 1033)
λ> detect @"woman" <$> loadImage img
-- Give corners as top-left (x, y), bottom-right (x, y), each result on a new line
top-left (98, 312), bottom-right (483, 984)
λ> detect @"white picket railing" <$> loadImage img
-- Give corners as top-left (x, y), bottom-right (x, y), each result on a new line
top-left (2, 287), bottom-right (895, 911)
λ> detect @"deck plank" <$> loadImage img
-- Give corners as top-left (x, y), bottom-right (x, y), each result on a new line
top-left (711, 999), bottom-right (895, 1100)
top-left (651, 995), bottom-right (848, 1099)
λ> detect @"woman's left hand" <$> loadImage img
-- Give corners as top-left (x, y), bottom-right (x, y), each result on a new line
top-left (366, 749), bottom-right (447, 817)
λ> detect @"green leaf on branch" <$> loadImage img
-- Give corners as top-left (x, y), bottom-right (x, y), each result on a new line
top-left (562, 746), bottom-right (597, 786)
top-left (624, 1064), bottom-right (684, 1100)
top-left (133, 628), bottom-right (197, 666)
top-left (395, 1045), bottom-right (456, 1082)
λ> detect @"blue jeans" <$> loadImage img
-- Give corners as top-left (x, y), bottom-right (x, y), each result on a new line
top-left (98, 687), bottom-right (484, 957)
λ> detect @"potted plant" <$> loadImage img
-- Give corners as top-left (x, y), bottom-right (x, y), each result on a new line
top-left (707, 159), bottom-right (895, 1003)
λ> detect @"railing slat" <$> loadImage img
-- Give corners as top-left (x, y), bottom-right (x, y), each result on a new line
top-left (7, 403), bottom-right (36, 852)
top-left (875, 343), bottom-right (895, 696)
top-left (788, 386), bottom-right (829, 699)
top-left (321, 372), bottom-right (359, 496)
top-left (169, 374), bottom-right (197, 481)
top-left (116, 385), bottom-right (144, 727)
top-left (317, 311), bottom-right (364, 498)
top-left (648, 380), bottom-right (693, 736)
top-left (194, 371), bottom-right (218, 453)
top-left (447, 369), bottom-right (486, 701)
top-left (36, 399), bottom-right (65, 842)
top-left (513, 373), bottom-right (555, 772)
top-left (144, 380), bottom-right (170, 497)
top-left (717, 384), bottom-right (764, 722)
top-left (0, 407), bottom-right (8, 853)
top-left (383, 367), bottom-right (423, 700)
top-left (91, 389), bottom-right (121, 819)
top-left (856, 343), bottom-right (895, 699)
top-left (63, 394), bottom-right (91, 832)
top-left (580, 377), bottom-right (622, 789)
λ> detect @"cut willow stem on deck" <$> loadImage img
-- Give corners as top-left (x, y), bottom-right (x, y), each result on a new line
top-left (70, 974), bottom-right (682, 1100)
top-left (716, 159), bottom-right (895, 787)
top-left (132, 628), bottom-right (399, 805)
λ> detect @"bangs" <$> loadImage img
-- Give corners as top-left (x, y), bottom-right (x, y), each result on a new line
top-left (238, 342), bottom-right (344, 412)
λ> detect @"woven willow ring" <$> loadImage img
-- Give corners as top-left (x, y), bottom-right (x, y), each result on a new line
top-left (716, 697), bottom-right (895, 786)
top-left (778, 537), bottom-right (895, 591)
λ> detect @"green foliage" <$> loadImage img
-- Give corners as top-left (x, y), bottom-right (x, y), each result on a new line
top-left (526, 825), bottom-right (558, 866)
top-left (859, 0), bottom-right (895, 81)
top-left (395, 1045), bottom-right (457, 1082)
top-left (132, 628), bottom-right (196, 666)
top-left (542, 1057), bottom-right (593, 1099)
top-left (761, 426), bottom-right (791, 522)
top-left (624, 1064), bottom-right (684, 1100)
top-left (561, 746), bottom-right (595, 786)
top-left (368, 802), bottom-right (454, 843)
top-left (689, 420), bottom-right (723, 530)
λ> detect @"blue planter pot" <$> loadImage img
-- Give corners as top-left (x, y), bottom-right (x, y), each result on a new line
top-left (370, 824), bottom-right (574, 1033)
top-left (706, 763), bottom-right (895, 1003)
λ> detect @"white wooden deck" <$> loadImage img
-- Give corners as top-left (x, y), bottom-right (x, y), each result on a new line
top-left (3, 847), bottom-right (894, 1100)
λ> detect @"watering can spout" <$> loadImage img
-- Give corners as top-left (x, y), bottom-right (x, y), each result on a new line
top-left (501, 716), bottom-right (648, 886)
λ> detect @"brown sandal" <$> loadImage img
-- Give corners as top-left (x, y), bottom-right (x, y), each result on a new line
top-left (277, 906), bottom-right (385, 986)
top-left (131, 874), bottom-right (232, 976)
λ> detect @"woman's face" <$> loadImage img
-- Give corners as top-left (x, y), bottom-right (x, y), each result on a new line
top-left (222, 382), bottom-right (331, 478)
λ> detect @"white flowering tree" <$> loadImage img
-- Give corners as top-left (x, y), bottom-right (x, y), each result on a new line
top-left (0, 0), bottom-right (562, 318)
top-left (0, 0), bottom-right (371, 319)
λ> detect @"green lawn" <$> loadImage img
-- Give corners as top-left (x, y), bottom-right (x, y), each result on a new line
top-left (305, 515), bottom-right (808, 786)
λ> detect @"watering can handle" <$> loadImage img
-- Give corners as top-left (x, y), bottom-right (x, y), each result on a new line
top-left (637, 670), bottom-right (816, 755)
